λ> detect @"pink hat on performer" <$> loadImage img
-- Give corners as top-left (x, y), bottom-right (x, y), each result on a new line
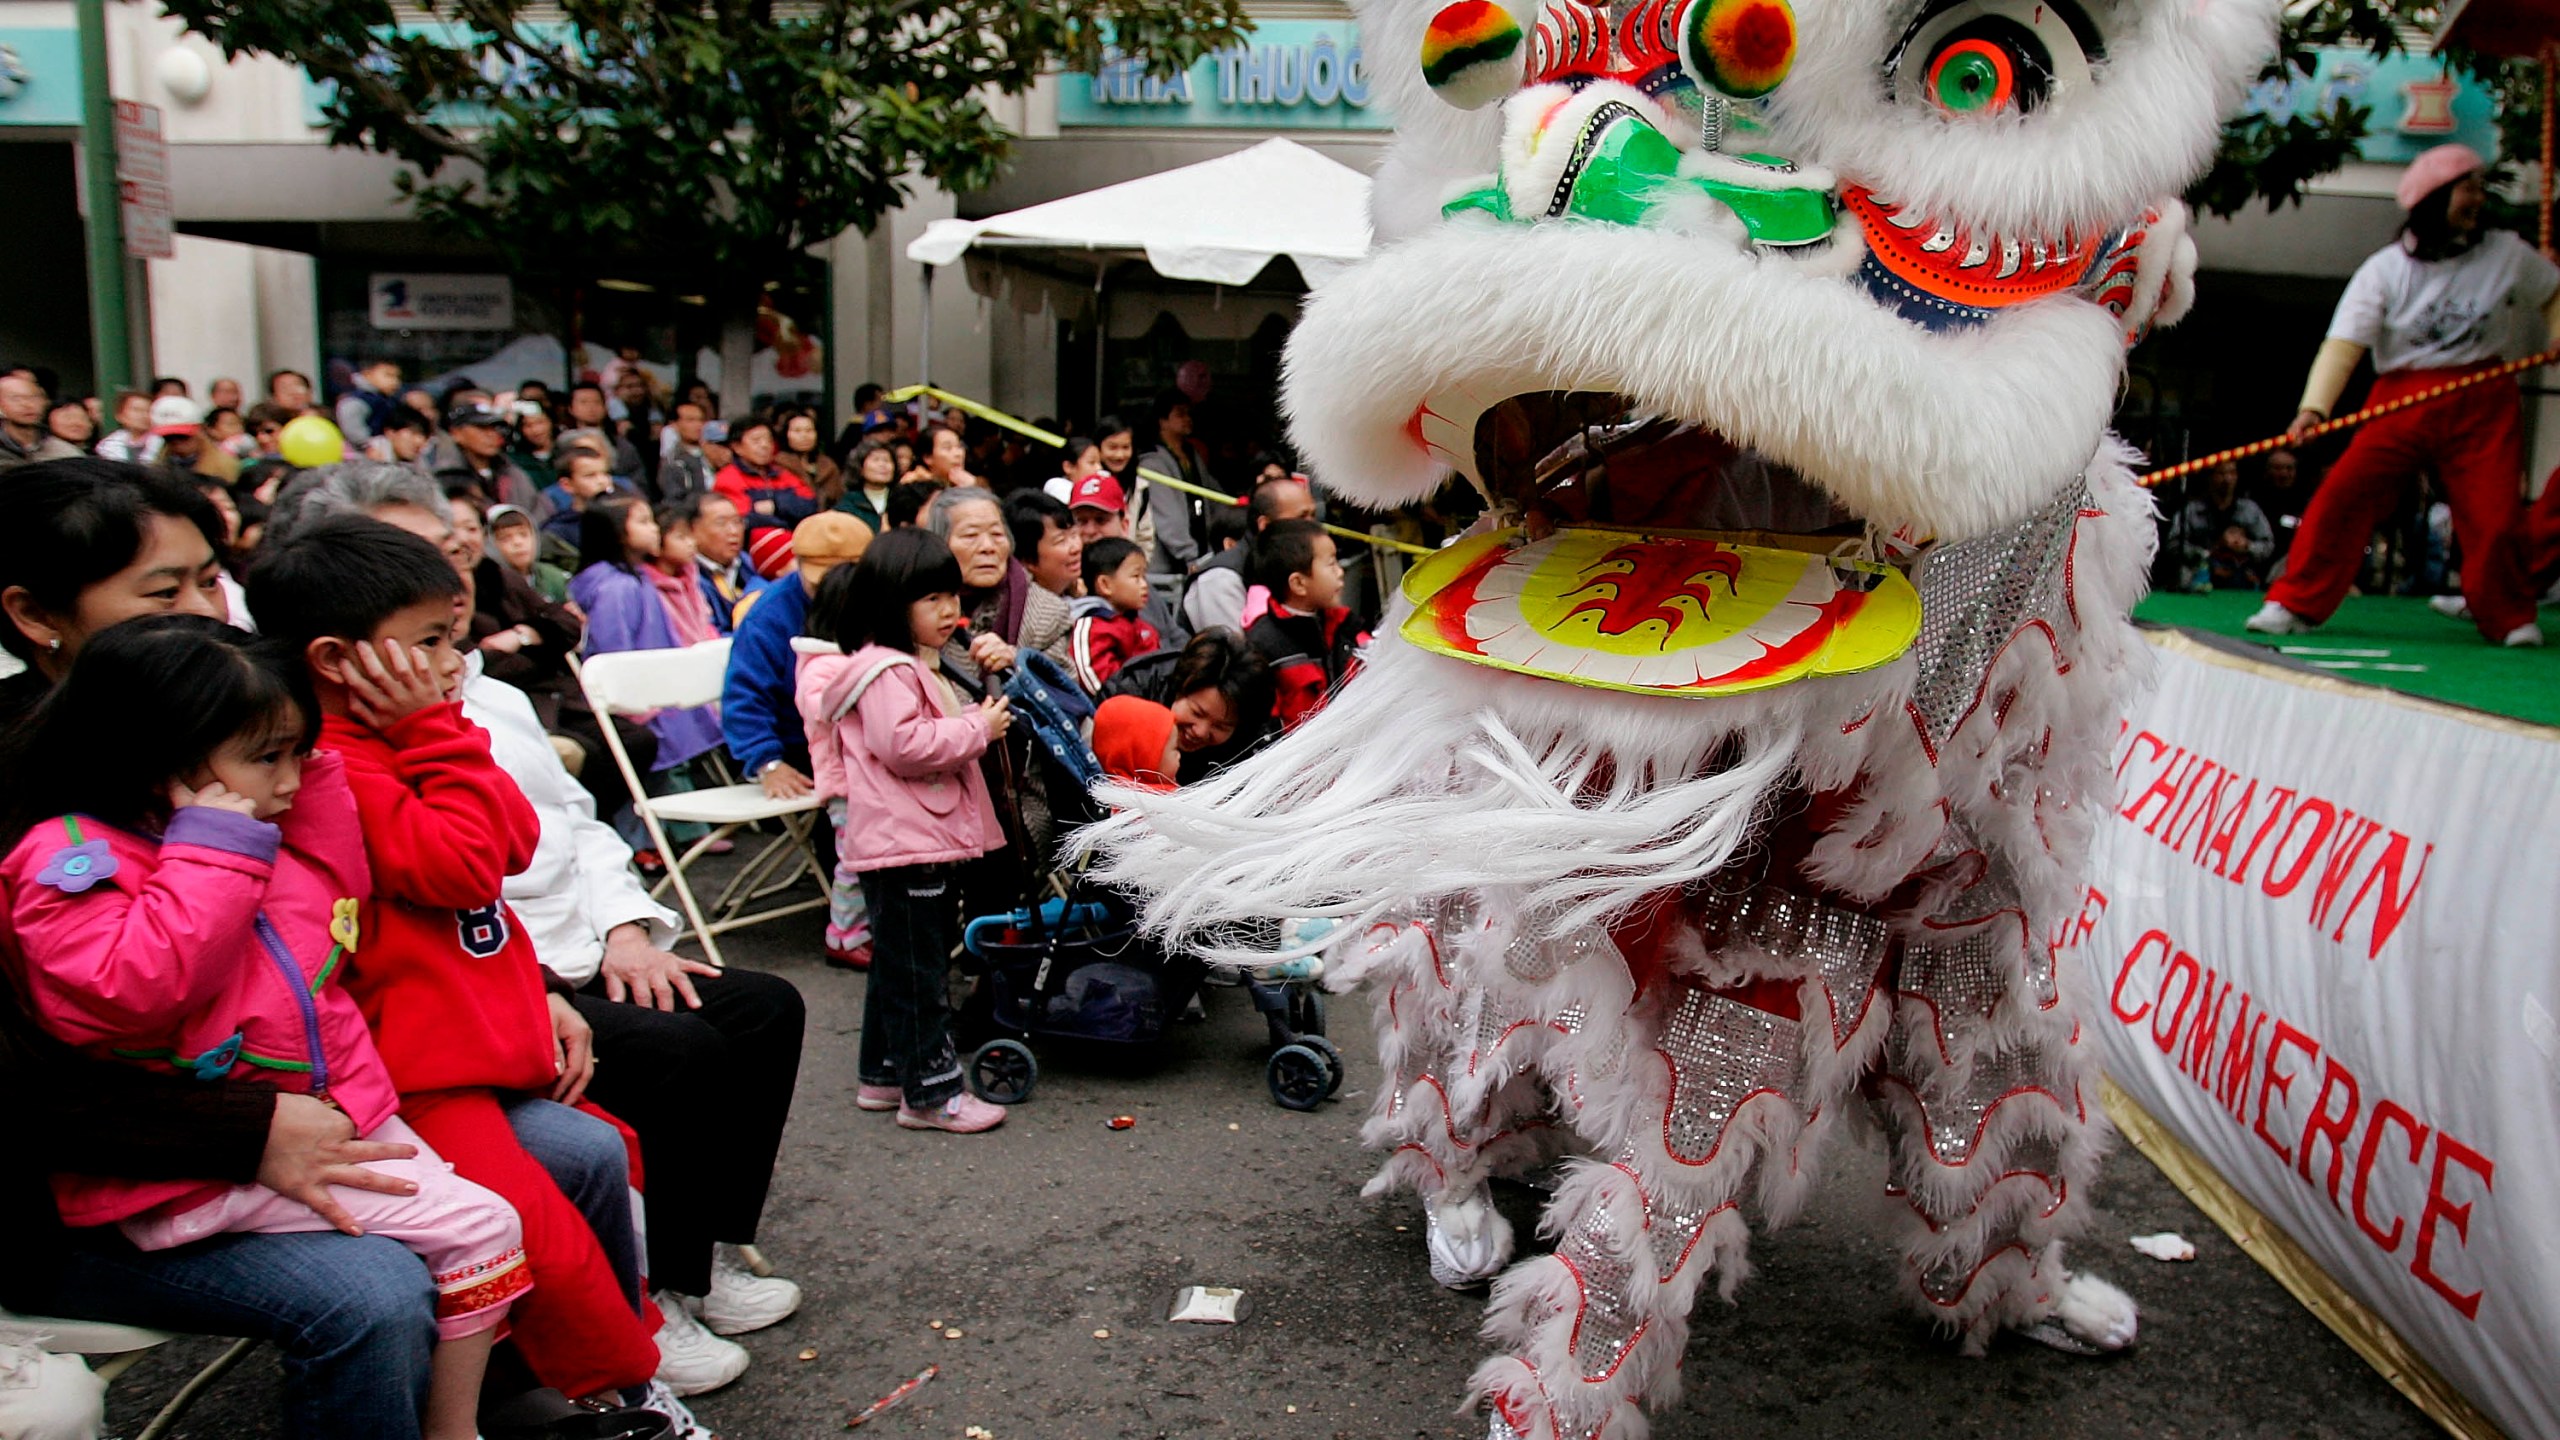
top-left (2396, 144), bottom-right (2485, 211)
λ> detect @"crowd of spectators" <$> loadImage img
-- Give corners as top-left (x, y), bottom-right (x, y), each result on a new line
top-left (0, 355), bottom-right (1376, 1440)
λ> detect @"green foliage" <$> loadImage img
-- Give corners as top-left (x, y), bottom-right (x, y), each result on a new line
top-left (159, 0), bottom-right (1249, 297)
top-left (2191, 0), bottom-right (2480, 218)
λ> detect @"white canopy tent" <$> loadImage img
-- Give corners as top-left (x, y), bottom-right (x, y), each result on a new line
top-left (906, 137), bottom-right (1374, 288)
top-left (907, 139), bottom-right (1373, 414)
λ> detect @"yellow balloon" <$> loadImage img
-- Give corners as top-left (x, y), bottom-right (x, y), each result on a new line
top-left (278, 415), bottom-right (346, 469)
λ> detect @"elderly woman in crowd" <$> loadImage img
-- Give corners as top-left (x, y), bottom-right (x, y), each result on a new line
top-left (0, 459), bottom-right (657, 1440)
top-left (919, 486), bottom-right (1079, 872)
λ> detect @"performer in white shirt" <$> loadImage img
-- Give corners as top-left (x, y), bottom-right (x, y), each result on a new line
top-left (2251, 143), bottom-right (2557, 646)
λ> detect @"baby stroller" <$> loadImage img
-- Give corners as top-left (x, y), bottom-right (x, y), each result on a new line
top-left (951, 654), bottom-right (1344, 1111)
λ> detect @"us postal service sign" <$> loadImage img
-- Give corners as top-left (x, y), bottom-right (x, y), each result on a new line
top-left (2058, 638), bottom-right (2560, 1440)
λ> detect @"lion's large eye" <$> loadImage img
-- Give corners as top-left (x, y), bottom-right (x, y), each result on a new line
top-left (1885, 0), bottom-right (2100, 116)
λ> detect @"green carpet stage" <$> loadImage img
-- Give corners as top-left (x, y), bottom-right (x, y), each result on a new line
top-left (2133, 590), bottom-right (2560, 729)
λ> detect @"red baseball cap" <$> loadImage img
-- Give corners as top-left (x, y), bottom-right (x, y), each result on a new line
top-left (1069, 472), bottom-right (1127, 514)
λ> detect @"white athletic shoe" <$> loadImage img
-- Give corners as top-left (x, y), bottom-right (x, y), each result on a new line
top-left (1424, 1190), bottom-right (1516, 1289)
top-left (650, 1291), bottom-right (748, 1396)
top-left (631, 1378), bottom-right (720, 1440)
top-left (2014, 1271), bottom-right (2140, 1355)
top-left (2429, 593), bottom-right (2470, 619)
top-left (2243, 600), bottom-right (2316, 636)
top-left (2502, 623), bottom-right (2545, 648)
top-left (696, 1243), bottom-right (802, 1335)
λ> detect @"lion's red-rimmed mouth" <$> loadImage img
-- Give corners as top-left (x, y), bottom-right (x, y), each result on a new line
top-left (1466, 390), bottom-right (1864, 543)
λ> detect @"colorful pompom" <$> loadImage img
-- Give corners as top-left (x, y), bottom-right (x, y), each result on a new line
top-left (1683, 0), bottom-right (1795, 100)
top-left (1421, 0), bottom-right (1525, 111)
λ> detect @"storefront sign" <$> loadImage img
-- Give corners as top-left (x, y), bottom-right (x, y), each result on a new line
top-left (0, 27), bottom-right (81, 128)
top-left (369, 273), bottom-right (514, 330)
top-left (1060, 21), bottom-right (1383, 131)
top-left (2240, 49), bottom-right (2502, 164)
top-left (2064, 639), bottom-right (2560, 1440)
top-left (114, 101), bottom-right (174, 260)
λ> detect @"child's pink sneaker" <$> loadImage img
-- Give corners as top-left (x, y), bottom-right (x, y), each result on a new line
top-left (897, 1093), bottom-right (1007, 1133)
top-left (855, 1084), bottom-right (900, 1112)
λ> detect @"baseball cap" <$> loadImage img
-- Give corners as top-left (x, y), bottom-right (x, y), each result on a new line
top-left (448, 403), bottom-right (506, 429)
top-left (1069, 472), bottom-right (1127, 514)
top-left (149, 395), bottom-right (207, 436)
top-left (702, 420), bottom-right (730, 444)
top-left (745, 525), bottom-right (797, 581)
top-left (792, 511), bottom-right (873, 575)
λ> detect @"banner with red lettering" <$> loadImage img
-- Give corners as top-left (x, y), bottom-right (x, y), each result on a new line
top-left (2063, 637), bottom-right (2560, 1439)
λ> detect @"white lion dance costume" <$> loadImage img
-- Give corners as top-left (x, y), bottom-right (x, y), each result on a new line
top-left (1084, 0), bottom-right (2280, 1433)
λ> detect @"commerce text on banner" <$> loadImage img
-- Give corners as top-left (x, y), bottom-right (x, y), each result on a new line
top-left (2063, 635), bottom-right (2559, 1440)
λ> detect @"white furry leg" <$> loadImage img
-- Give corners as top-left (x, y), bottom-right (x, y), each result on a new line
top-left (1429, 1189), bottom-right (1519, 1289)
top-left (1348, 907), bottom-right (1567, 1288)
top-left (2016, 1271), bottom-right (2139, 1355)
top-left (1870, 852), bottom-right (2112, 1353)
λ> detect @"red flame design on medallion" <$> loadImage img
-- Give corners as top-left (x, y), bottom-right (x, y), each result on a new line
top-left (1565, 542), bottom-right (1744, 639)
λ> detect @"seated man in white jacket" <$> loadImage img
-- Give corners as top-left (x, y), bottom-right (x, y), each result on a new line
top-left (460, 646), bottom-right (811, 1402)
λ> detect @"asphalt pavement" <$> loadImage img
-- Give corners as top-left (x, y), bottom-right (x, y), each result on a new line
top-left (105, 919), bottom-right (2438, 1440)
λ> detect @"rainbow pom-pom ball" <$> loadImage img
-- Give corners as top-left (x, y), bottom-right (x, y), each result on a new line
top-left (1421, 0), bottom-right (1524, 110)
top-left (1684, 0), bottom-right (1795, 99)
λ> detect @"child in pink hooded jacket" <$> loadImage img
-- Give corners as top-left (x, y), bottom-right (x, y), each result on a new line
top-left (0, 616), bottom-right (525, 1440)
top-left (794, 529), bottom-right (1013, 1134)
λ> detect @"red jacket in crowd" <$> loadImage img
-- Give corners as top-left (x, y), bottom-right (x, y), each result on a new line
top-left (1068, 598), bottom-right (1160, 693)
top-left (1245, 604), bottom-right (1368, 732)
top-left (319, 702), bottom-right (557, 1097)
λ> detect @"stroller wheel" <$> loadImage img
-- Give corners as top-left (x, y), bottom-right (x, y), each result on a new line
top-left (968, 1039), bottom-right (1038, 1105)
top-left (1267, 1044), bottom-right (1333, 1111)
top-left (1286, 985), bottom-right (1327, 1039)
top-left (1298, 1034), bottom-right (1346, 1097)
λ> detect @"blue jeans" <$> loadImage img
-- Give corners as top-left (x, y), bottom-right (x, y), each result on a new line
top-left (31, 1095), bottom-right (641, 1440)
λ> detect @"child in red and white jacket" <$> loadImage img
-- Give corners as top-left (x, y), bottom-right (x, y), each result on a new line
top-left (248, 517), bottom-right (666, 1408)
top-left (1066, 536), bottom-right (1161, 693)
top-left (797, 528), bottom-right (1014, 1134)
top-left (0, 615), bottom-right (525, 1440)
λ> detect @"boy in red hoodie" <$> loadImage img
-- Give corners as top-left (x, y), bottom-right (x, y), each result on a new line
top-left (1244, 519), bottom-right (1367, 731)
top-left (248, 517), bottom-right (661, 1406)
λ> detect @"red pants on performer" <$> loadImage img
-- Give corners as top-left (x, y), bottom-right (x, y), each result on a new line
top-left (402, 1088), bottom-right (661, 1399)
top-left (2511, 464), bottom-right (2560, 595)
top-left (2267, 365), bottom-right (2538, 640)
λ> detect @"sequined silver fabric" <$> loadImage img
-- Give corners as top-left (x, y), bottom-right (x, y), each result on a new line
top-left (1659, 986), bottom-right (1805, 1165)
top-left (1918, 1212), bottom-right (2028, 1305)
top-left (1564, 1206), bottom-right (1646, 1381)
top-left (1900, 1042), bottom-right (2065, 1166)
top-left (1907, 482), bottom-right (2088, 743)
top-left (1506, 924), bottom-right (1612, 985)
top-left (1691, 883), bottom-right (1891, 1046)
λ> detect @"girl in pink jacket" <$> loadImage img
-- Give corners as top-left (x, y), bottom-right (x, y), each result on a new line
top-left (0, 616), bottom-right (526, 1440)
top-left (797, 529), bottom-right (1013, 1134)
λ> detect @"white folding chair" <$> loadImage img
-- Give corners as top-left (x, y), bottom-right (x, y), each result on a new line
top-left (572, 638), bottom-right (827, 967)
top-left (0, 1310), bottom-right (256, 1440)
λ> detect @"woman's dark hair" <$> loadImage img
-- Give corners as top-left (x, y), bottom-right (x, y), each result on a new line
top-left (1168, 628), bottom-right (1274, 723)
top-left (1061, 435), bottom-right (1096, 464)
top-left (578, 496), bottom-right (648, 573)
top-left (1095, 414), bottom-right (1134, 446)
top-left (776, 406), bottom-right (822, 455)
top-left (0, 458), bottom-right (224, 662)
top-left (1006, 491), bottom-right (1073, 560)
top-left (847, 438), bottom-right (898, 481)
top-left (808, 526), bottom-right (962, 654)
top-left (2403, 175), bottom-right (2483, 262)
top-left (3, 613), bottom-right (317, 839)
top-left (886, 478), bottom-right (944, 530)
